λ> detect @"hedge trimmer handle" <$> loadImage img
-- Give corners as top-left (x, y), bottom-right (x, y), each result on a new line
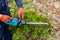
top-left (16, 17), bottom-right (22, 27)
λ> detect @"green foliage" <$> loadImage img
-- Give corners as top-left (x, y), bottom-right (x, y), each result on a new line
top-left (8, 0), bottom-right (54, 40)
top-left (9, 10), bottom-right (53, 40)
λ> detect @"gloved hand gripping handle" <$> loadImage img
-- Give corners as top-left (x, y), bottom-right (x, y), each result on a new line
top-left (5, 17), bottom-right (22, 27)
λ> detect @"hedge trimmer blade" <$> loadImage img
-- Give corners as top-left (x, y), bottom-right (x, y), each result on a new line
top-left (22, 21), bottom-right (48, 25)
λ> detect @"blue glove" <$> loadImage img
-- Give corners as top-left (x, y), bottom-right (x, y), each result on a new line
top-left (5, 18), bottom-right (22, 26)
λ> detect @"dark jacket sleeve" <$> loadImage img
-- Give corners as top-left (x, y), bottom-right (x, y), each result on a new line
top-left (15, 0), bottom-right (23, 8)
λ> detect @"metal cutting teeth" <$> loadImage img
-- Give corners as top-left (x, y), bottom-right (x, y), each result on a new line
top-left (21, 21), bottom-right (48, 25)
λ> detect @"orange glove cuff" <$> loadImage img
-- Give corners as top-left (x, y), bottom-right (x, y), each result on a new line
top-left (0, 15), bottom-right (6, 21)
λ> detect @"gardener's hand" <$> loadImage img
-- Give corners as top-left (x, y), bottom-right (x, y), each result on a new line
top-left (0, 14), bottom-right (13, 22)
top-left (18, 8), bottom-right (24, 19)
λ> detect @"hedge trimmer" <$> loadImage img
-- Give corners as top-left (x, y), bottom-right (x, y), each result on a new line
top-left (5, 17), bottom-right (48, 27)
